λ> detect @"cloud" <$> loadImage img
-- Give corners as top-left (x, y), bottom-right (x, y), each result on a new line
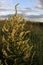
top-left (36, 0), bottom-right (43, 4)
top-left (0, 12), bottom-right (6, 15)
top-left (36, 0), bottom-right (43, 6)
top-left (19, 8), bottom-right (32, 12)
top-left (0, 1), bottom-right (5, 4)
top-left (39, 0), bottom-right (43, 6)
top-left (0, 0), bottom-right (14, 11)
top-left (0, 0), bottom-right (43, 16)
top-left (35, 0), bottom-right (43, 9)
top-left (33, 0), bottom-right (43, 13)
top-left (0, 7), bottom-right (14, 11)
top-left (20, 7), bottom-right (43, 13)
top-left (0, 1), bottom-right (5, 7)
top-left (35, 5), bottom-right (43, 9)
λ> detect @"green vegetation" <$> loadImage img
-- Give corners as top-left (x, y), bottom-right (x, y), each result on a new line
top-left (0, 4), bottom-right (43, 65)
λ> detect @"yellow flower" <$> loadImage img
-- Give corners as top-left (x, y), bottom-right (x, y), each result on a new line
top-left (22, 24), bottom-right (25, 29)
top-left (19, 32), bottom-right (24, 37)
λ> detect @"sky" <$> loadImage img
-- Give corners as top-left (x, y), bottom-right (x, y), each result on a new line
top-left (0, 0), bottom-right (43, 16)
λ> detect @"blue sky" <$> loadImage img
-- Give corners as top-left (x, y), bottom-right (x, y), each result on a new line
top-left (0, 0), bottom-right (43, 16)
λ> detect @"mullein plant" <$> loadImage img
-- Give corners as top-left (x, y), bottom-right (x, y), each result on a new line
top-left (1, 4), bottom-right (37, 65)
